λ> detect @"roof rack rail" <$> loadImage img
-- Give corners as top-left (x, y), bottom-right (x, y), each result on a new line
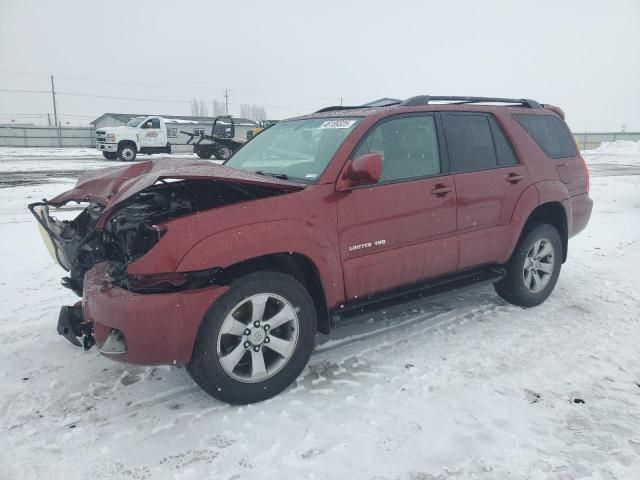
top-left (315, 98), bottom-right (402, 113)
top-left (401, 96), bottom-right (541, 109)
top-left (315, 105), bottom-right (370, 113)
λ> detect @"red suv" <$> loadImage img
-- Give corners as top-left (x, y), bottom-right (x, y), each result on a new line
top-left (31, 96), bottom-right (592, 404)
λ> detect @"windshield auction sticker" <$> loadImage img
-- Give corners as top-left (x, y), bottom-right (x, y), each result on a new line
top-left (319, 120), bottom-right (357, 129)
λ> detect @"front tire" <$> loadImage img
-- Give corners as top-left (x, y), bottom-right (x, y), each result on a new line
top-left (196, 150), bottom-right (213, 159)
top-left (117, 143), bottom-right (136, 162)
top-left (102, 151), bottom-right (117, 160)
top-left (216, 146), bottom-right (233, 160)
top-left (187, 271), bottom-right (317, 404)
top-left (494, 223), bottom-right (562, 307)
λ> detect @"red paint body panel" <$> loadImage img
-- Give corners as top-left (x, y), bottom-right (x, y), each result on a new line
top-left (337, 176), bottom-right (457, 299)
top-left (45, 101), bottom-right (593, 367)
top-left (83, 262), bottom-right (229, 365)
top-left (454, 164), bottom-right (532, 270)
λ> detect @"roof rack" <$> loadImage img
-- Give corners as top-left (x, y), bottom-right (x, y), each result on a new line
top-left (401, 96), bottom-right (541, 109)
top-left (314, 105), bottom-right (370, 113)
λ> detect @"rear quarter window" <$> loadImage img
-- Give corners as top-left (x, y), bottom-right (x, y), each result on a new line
top-left (514, 114), bottom-right (577, 159)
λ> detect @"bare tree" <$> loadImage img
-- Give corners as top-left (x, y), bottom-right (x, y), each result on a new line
top-left (240, 104), bottom-right (267, 121)
top-left (212, 99), bottom-right (226, 117)
top-left (191, 98), bottom-right (209, 117)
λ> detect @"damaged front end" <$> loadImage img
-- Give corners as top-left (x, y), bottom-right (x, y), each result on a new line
top-left (29, 172), bottom-right (299, 350)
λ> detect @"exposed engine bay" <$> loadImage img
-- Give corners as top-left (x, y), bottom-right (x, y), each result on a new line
top-left (29, 179), bottom-right (287, 295)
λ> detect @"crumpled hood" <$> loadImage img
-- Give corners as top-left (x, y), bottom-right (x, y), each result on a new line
top-left (48, 159), bottom-right (305, 211)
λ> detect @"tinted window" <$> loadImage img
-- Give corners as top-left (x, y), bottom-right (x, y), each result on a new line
top-left (355, 116), bottom-right (440, 182)
top-left (514, 114), bottom-right (577, 158)
top-left (444, 114), bottom-right (497, 172)
top-left (488, 117), bottom-right (517, 166)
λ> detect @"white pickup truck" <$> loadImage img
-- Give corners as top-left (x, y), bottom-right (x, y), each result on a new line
top-left (95, 116), bottom-right (197, 161)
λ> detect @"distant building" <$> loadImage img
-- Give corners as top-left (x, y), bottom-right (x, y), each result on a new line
top-left (90, 113), bottom-right (258, 143)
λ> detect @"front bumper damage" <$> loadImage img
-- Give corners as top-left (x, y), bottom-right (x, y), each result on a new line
top-left (82, 262), bottom-right (229, 365)
top-left (57, 304), bottom-right (95, 350)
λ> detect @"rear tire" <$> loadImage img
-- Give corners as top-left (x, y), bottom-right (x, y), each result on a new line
top-left (187, 271), bottom-right (317, 404)
top-left (196, 150), bottom-right (213, 159)
top-left (102, 152), bottom-right (117, 160)
top-left (117, 143), bottom-right (136, 162)
top-left (494, 223), bottom-right (562, 307)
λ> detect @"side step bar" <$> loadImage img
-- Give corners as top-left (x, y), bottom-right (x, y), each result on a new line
top-left (332, 267), bottom-right (506, 320)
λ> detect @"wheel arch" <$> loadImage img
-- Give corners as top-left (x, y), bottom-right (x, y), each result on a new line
top-left (520, 202), bottom-right (569, 262)
top-left (218, 253), bottom-right (331, 334)
top-left (118, 139), bottom-right (138, 152)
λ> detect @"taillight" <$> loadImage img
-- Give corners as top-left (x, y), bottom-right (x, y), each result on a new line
top-left (581, 155), bottom-right (590, 193)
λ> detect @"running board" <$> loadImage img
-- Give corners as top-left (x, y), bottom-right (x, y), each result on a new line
top-left (332, 267), bottom-right (506, 321)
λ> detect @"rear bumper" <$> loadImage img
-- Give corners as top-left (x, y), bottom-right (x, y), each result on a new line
top-left (82, 262), bottom-right (229, 365)
top-left (566, 193), bottom-right (593, 238)
top-left (96, 142), bottom-right (117, 152)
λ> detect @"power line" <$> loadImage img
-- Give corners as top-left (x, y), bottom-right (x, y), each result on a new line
top-left (0, 70), bottom-right (338, 102)
top-left (0, 88), bottom-right (321, 111)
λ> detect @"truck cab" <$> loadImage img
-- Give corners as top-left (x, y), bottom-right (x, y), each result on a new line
top-left (95, 116), bottom-right (169, 161)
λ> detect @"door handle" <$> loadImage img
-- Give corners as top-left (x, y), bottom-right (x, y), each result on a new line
top-left (430, 184), bottom-right (452, 197)
top-left (506, 173), bottom-right (524, 184)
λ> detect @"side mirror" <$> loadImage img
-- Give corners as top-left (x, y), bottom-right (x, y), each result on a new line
top-left (340, 152), bottom-right (382, 188)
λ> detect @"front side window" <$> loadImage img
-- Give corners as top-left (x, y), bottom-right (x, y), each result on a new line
top-left (514, 114), bottom-right (577, 159)
top-left (443, 114), bottom-right (497, 172)
top-left (225, 117), bottom-right (361, 182)
top-left (354, 115), bottom-right (441, 182)
top-left (142, 118), bottom-right (160, 129)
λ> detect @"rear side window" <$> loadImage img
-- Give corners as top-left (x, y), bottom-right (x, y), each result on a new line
top-left (514, 114), bottom-right (577, 159)
top-left (443, 114), bottom-right (497, 172)
top-left (488, 117), bottom-right (517, 166)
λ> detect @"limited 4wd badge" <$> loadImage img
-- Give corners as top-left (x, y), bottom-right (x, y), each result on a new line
top-left (349, 239), bottom-right (386, 252)
top-left (319, 120), bottom-right (357, 129)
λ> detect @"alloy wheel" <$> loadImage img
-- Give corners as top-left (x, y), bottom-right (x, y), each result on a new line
top-left (217, 293), bottom-right (299, 383)
top-left (522, 238), bottom-right (555, 293)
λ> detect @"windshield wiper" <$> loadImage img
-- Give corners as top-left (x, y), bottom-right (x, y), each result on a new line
top-left (255, 170), bottom-right (289, 180)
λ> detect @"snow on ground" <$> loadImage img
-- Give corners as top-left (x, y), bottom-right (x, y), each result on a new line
top-left (0, 147), bottom-right (104, 157)
top-left (583, 141), bottom-right (640, 169)
top-left (0, 148), bottom-right (639, 480)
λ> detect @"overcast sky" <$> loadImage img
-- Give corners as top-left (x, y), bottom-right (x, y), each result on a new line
top-left (1, 0), bottom-right (638, 131)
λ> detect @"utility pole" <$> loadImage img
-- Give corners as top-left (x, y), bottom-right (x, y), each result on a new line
top-left (339, 96), bottom-right (345, 106)
top-left (224, 89), bottom-right (230, 114)
top-left (50, 74), bottom-right (62, 147)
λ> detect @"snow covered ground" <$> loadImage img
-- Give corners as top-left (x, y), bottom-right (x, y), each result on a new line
top-left (0, 144), bottom-right (639, 480)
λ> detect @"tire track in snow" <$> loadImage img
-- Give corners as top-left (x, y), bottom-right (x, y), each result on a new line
top-left (47, 301), bottom-right (500, 433)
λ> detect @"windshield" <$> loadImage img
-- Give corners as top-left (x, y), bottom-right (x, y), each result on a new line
top-left (127, 117), bottom-right (145, 127)
top-left (225, 117), bottom-right (361, 182)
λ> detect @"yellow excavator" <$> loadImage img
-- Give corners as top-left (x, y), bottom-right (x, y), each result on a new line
top-left (246, 120), bottom-right (278, 141)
